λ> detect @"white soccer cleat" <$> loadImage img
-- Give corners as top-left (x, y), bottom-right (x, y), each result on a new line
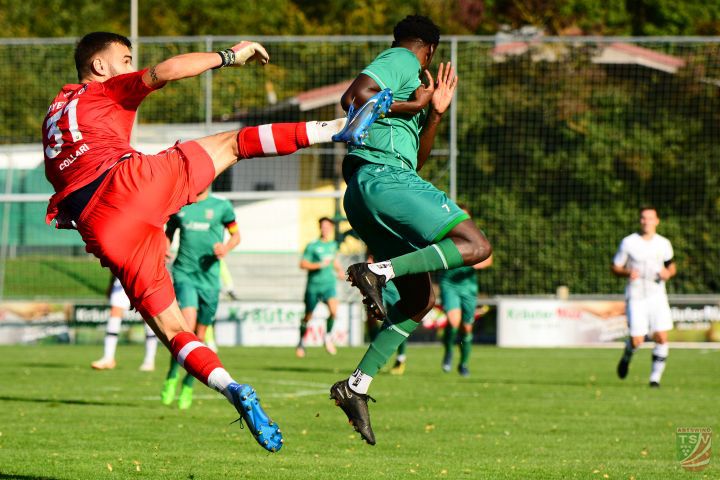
top-left (91, 358), bottom-right (116, 370)
top-left (324, 338), bottom-right (337, 356)
top-left (139, 362), bottom-right (155, 372)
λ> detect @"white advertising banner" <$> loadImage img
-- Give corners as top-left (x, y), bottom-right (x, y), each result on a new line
top-left (497, 299), bottom-right (628, 346)
top-left (213, 301), bottom-right (363, 347)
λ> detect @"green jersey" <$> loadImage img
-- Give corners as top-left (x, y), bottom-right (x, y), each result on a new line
top-left (302, 238), bottom-right (338, 288)
top-left (348, 47), bottom-right (427, 170)
top-left (166, 194), bottom-right (236, 290)
top-left (439, 266), bottom-right (478, 292)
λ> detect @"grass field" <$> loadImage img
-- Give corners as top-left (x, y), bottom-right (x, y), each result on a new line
top-left (0, 345), bottom-right (717, 480)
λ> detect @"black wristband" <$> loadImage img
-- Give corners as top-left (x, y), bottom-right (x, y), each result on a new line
top-left (214, 48), bottom-right (236, 69)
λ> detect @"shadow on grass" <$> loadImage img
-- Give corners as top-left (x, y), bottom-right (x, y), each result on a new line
top-left (262, 365), bottom-right (343, 374)
top-left (43, 258), bottom-right (105, 296)
top-left (17, 363), bottom-right (77, 369)
top-left (0, 396), bottom-right (136, 407)
top-left (0, 473), bottom-right (64, 480)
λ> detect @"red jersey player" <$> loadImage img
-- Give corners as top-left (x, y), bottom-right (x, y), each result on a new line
top-left (42, 32), bottom-right (379, 453)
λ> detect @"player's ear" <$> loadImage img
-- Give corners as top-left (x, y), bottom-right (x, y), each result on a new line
top-left (90, 57), bottom-right (105, 77)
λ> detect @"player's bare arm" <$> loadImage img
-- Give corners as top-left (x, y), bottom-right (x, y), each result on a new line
top-left (658, 261), bottom-right (676, 280)
top-left (141, 41), bottom-right (269, 88)
top-left (213, 230), bottom-right (241, 259)
top-left (340, 73), bottom-right (433, 115)
top-left (611, 264), bottom-right (640, 279)
top-left (417, 62), bottom-right (457, 171)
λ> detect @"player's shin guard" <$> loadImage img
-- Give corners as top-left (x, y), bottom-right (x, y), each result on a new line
top-left (649, 343), bottom-right (669, 384)
top-left (170, 332), bottom-right (233, 397)
top-left (352, 317), bottom-right (419, 393)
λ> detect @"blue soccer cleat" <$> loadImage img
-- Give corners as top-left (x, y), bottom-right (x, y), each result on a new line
top-left (332, 88), bottom-right (393, 146)
top-left (228, 383), bottom-right (283, 452)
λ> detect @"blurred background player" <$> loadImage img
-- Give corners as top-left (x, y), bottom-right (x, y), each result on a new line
top-left (91, 276), bottom-right (158, 371)
top-left (612, 206), bottom-right (676, 388)
top-left (296, 216), bottom-right (344, 358)
top-left (439, 252), bottom-right (493, 377)
top-left (329, 16), bottom-right (491, 445)
top-left (161, 187), bottom-right (240, 409)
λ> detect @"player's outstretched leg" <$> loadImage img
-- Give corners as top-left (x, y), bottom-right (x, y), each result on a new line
top-left (157, 324), bottom-right (283, 452)
top-left (332, 88), bottom-right (393, 145)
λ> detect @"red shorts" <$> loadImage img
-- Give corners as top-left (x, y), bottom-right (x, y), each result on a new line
top-left (77, 141), bottom-right (215, 318)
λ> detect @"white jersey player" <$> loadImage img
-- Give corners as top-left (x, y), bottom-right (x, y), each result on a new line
top-left (91, 277), bottom-right (158, 371)
top-left (612, 207), bottom-right (676, 387)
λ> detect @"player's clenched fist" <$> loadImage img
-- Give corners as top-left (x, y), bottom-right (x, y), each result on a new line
top-left (218, 41), bottom-right (269, 67)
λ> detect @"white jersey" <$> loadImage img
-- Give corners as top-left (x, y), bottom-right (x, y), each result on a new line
top-left (613, 232), bottom-right (674, 300)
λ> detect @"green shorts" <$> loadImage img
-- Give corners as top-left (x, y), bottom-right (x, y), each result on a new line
top-left (440, 283), bottom-right (478, 324)
top-left (343, 161), bottom-right (469, 262)
top-left (174, 281), bottom-right (219, 326)
top-left (304, 283), bottom-right (337, 313)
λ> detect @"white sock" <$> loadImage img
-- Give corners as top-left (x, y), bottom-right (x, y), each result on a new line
top-left (305, 118), bottom-right (346, 145)
top-left (650, 343), bottom-right (669, 383)
top-left (103, 316), bottom-right (122, 360)
top-left (396, 354), bottom-right (407, 364)
top-left (208, 368), bottom-right (236, 403)
top-left (368, 261), bottom-right (396, 281)
top-left (143, 324), bottom-right (158, 365)
top-left (348, 368), bottom-right (373, 394)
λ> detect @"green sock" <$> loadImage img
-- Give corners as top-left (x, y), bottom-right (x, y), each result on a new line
top-left (166, 357), bottom-right (180, 380)
top-left (326, 315), bottom-right (335, 334)
top-left (444, 325), bottom-right (458, 356)
top-left (396, 339), bottom-right (407, 356)
top-left (299, 321), bottom-right (307, 345)
top-left (357, 319), bottom-right (418, 376)
top-left (459, 333), bottom-right (473, 366)
top-left (182, 373), bottom-right (196, 388)
top-left (390, 238), bottom-right (464, 277)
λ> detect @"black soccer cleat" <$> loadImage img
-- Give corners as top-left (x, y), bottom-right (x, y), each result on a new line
top-left (649, 381), bottom-right (660, 388)
top-left (346, 263), bottom-right (387, 321)
top-left (330, 380), bottom-right (377, 445)
top-left (616, 356), bottom-right (629, 379)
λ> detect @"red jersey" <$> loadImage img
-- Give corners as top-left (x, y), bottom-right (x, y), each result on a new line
top-left (42, 69), bottom-right (160, 224)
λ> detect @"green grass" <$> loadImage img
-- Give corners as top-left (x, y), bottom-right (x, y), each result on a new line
top-left (0, 345), bottom-right (717, 479)
top-left (4, 256), bottom-right (107, 299)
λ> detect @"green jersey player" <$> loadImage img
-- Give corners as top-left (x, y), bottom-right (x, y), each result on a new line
top-left (161, 187), bottom-right (240, 409)
top-left (330, 16), bottom-right (492, 445)
top-left (297, 217), bottom-right (344, 358)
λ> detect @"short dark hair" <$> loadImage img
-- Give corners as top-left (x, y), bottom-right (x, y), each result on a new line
top-left (318, 216), bottom-right (334, 225)
top-left (393, 15), bottom-right (440, 46)
top-left (639, 205), bottom-right (658, 216)
top-left (75, 32), bottom-right (131, 81)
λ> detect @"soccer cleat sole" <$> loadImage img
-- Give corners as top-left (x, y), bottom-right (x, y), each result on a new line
top-left (332, 88), bottom-right (393, 146)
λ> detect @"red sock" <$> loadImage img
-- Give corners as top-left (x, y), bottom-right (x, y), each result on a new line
top-left (237, 123), bottom-right (310, 159)
top-left (170, 331), bottom-right (224, 385)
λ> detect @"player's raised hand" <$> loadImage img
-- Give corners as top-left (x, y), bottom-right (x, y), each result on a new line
top-left (413, 69), bottom-right (436, 109)
top-left (431, 62), bottom-right (458, 115)
top-left (229, 41), bottom-right (269, 66)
